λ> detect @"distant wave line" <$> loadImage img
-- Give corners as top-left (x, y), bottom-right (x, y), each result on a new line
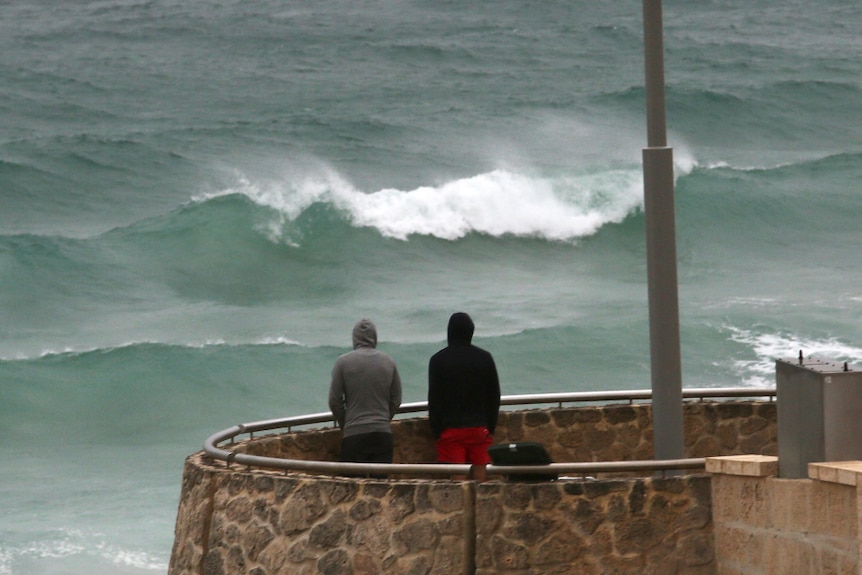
top-left (0, 336), bottom-right (306, 363)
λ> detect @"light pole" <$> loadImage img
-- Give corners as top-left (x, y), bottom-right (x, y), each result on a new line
top-left (642, 0), bottom-right (684, 460)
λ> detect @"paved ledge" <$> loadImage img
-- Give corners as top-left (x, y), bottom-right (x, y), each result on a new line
top-left (705, 454), bottom-right (778, 477)
top-left (808, 461), bottom-right (862, 486)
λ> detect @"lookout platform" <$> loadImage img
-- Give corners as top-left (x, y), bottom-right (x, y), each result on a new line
top-left (168, 388), bottom-right (796, 575)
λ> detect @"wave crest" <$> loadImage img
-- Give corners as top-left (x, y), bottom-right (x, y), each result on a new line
top-left (199, 166), bottom-right (647, 242)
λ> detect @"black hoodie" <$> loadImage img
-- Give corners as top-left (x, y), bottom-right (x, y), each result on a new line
top-left (427, 312), bottom-right (501, 439)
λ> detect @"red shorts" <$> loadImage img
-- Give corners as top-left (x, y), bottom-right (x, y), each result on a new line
top-left (436, 427), bottom-right (493, 465)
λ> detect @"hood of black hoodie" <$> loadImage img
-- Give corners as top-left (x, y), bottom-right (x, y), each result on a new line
top-left (447, 312), bottom-right (474, 346)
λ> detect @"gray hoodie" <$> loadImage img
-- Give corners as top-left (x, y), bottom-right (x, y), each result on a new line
top-left (328, 319), bottom-right (402, 437)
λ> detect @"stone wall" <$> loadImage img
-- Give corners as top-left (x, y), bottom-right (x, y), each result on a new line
top-left (475, 475), bottom-right (713, 575)
top-left (707, 456), bottom-right (861, 575)
top-left (169, 454), bottom-right (714, 575)
top-left (170, 453), bottom-right (475, 575)
top-left (169, 400), bottom-right (778, 575)
top-left (242, 401), bottom-right (777, 472)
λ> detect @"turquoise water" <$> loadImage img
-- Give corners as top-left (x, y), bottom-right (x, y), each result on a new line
top-left (2, 0), bottom-right (862, 573)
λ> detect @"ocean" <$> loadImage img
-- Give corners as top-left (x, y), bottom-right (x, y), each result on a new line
top-left (1, 0), bottom-right (861, 573)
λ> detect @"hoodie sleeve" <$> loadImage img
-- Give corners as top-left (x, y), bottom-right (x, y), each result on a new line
top-left (389, 364), bottom-right (403, 420)
top-left (427, 354), bottom-right (443, 438)
top-left (328, 358), bottom-right (346, 428)
top-left (485, 353), bottom-right (501, 435)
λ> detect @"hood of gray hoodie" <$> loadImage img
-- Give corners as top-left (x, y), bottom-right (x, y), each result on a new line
top-left (352, 318), bottom-right (378, 349)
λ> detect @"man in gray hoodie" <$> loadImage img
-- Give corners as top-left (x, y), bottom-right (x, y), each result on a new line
top-left (328, 318), bottom-right (402, 464)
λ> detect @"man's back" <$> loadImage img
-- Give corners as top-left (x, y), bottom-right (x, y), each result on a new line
top-left (333, 346), bottom-right (400, 435)
top-left (329, 319), bottom-right (402, 439)
top-left (428, 312), bottom-right (500, 438)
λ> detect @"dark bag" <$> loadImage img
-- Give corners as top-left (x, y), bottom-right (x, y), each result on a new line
top-left (487, 442), bottom-right (558, 482)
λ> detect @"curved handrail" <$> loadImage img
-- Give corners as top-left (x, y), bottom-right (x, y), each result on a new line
top-left (203, 386), bottom-right (775, 477)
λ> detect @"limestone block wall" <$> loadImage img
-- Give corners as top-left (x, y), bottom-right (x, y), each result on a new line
top-left (169, 400), bottom-right (779, 575)
top-left (169, 453), bottom-right (714, 575)
top-left (241, 401), bottom-right (777, 470)
top-left (707, 456), bottom-right (861, 575)
top-left (475, 475), bottom-right (714, 575)
top-left (497, 401), bottom-right (776, 464)
top-left (169, 453), bottom-right (475, 575)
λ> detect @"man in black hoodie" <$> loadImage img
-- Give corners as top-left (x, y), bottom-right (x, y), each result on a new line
top-left (428, 312), bottom-right (501, 481)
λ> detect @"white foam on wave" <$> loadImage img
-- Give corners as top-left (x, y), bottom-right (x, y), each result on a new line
top-left (0, 549), bottom-right (11, 575)
top-left (98, 545), bottom-right (167, 571)
top-left (203, 165), bottom-right (648, 242)
top-left (723, 326), bottom-right (862, 386)
top-left (0, 528), bottom-right (167, 574)
top-left (341, 169), bottom-right (644, 241)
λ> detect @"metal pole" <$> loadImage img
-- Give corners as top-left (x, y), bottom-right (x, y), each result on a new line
top-left (642, 0), bottom-right (684, 460)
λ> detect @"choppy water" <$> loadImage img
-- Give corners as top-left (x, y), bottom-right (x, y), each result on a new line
top-left (2, 0), bottom-right (861, 573)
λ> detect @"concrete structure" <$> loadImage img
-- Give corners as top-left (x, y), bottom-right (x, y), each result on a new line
top-left (708, 455), bottom-right (861, 575)
top-left (776, 357), bottom-right (862, 478)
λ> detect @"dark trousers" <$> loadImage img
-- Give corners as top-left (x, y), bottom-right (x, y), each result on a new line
top-left (339, 431), bottom-right (394, 464)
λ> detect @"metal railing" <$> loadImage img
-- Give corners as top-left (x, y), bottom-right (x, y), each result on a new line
top-left (203, 386), bottom-right (775, 478)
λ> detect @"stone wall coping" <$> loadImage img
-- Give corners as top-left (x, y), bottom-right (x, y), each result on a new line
top-left (706, 456), bottom-right (862, 486)
top-left (808, 461), bottom-right (862, 486)
top-left (705, 454), bottom-right (778, 477)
